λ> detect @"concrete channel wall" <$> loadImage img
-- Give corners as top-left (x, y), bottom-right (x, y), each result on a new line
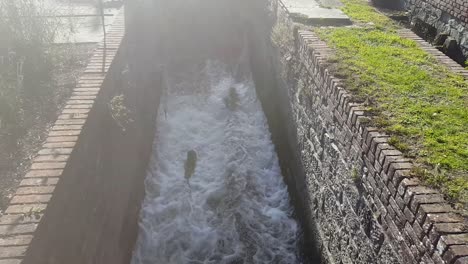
top-left (249, 1), bottom-right (468, 263)
top-left (0, 10), bottom-right (161, 264)
top-left (404, 0), bottom-right (468, 58)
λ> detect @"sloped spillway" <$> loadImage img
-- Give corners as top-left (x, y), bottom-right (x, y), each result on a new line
top-left (131, 61), bottom-right (301, 264)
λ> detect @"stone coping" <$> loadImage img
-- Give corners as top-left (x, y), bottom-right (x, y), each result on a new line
top-left (398, 29), bottom-right (468, 79)
top-left (0, 9), bottom-right (125, 264)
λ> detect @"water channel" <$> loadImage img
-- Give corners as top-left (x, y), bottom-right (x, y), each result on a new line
top-left (131, 59), bottom-right (304, 264)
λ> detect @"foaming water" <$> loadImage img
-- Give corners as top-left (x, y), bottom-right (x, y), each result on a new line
top-left (132, 61), bottom-right (301, 264)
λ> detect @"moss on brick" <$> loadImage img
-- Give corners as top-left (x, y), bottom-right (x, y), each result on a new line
top-left (315, 0), bottom-right (468, 205)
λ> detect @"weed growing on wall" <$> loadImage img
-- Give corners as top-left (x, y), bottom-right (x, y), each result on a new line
top-left (109, 94), bottom-right (134, 132)
top-left (272, 21), bottom-right (294, 55)
top-left (315, 0), bottom-right (468, 205)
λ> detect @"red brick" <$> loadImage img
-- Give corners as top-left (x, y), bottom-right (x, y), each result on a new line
top-left (19, 178), bottom-right (58, 187)
top-left (38, 147), bottom-right (73, 155)
top-left (31, 162), bottom-right (66, 170)
top-left (0, 235), bottom-right (33, 246)
top-left (54, 119), bottom-right (86, 125)
top-left (5, 204), bottom-right (47, 214)
top-left (0, 224), bottom-right (37, 235)
top-left (34, 155), bottom-right (69, 163)
top-left (70, 95), bottom-right (97, 100)
top-left (67, 99), bottom-right (94, 104)
top-left (16, 186), bottom-right (55, 195)
top-left (19, 178), bottom-right (47, 186)
top-left (62, 108), bottom-right (90, 114)
top-left (46, 136), bottom-right (78, 143)
top-left (72, 91), bottom-right (99, 96)
top-left (79, 74), bottom-right (106, 80)
top-left (58, 113), bottom-right (88, 120)
top-left (11, 194), bottom-right (52, 204)
top-left (48, 130), bottom-right (81, 136)
top-left (78, 76), bottom-right (105, 81)
top-left (74, 88), bottom-right (99, 92)
top-left (0, 259), bottom-right (23, 264)
top-left (0, 246), bottom-right (28, 258)
top-left (64, 104), bottom-right (93, 110)
top-left (0, 215), bottom-right (42, 225)
top-left (25, 169), bottom-right (62, 178)
top-left (75, 83), bottom-right (102, 87)
top-left (51, 125), bottom-right (83, 131)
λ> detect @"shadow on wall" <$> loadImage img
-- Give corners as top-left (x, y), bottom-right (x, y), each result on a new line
top-left (22, 41), bottom-right (162, 264)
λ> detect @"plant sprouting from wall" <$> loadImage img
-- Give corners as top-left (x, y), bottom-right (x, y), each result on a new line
top-left (351, 166), bottom-right (360, 182)
top-left (109, 94), bottom-right (134, 132)
top-left (271, 21), bottom-right (294, 53)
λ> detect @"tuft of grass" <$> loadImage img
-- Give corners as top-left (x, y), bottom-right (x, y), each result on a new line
top-left (315, 0), bottom-right (468, 204)
top-left (351, 167), bottom-right (359, 182)
top-left (388, 136), bottom-right (410, 152)
top-left (340, 0), bottom-right (395, 29)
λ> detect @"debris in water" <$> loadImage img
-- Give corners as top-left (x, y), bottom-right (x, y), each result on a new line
top-left (224, 86), bottom-right (240, 111)
top-left (184, 150), bottom-right (197, 181)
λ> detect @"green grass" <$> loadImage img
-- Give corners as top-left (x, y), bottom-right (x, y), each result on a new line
top-left (315, 0), bottom-right (468, 204)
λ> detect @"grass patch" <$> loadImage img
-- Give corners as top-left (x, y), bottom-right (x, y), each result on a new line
top-left (315, 0), bottom-right (468, 204)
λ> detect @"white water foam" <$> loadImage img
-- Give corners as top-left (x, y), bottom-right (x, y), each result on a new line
top-left (132, 61), bottom-right (301, 264)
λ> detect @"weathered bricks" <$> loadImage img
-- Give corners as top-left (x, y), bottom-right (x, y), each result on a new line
top-left (0, 235), bottom-right (33, 246)
top-left (0, 246), bottom-right (28, 258)
top-left (5, 204), bottom-right (47, 214)
top-left (0, 10), bottom-right (126, 264)
top-left (0, 214), bottom-right (42, 225)
top-left (25, 169), bottom-right (62, 178)
top-left (42, 142), bottom-right (76, 149)
top-left (0, 259), bottom-right (22, 264)
top-left (11, 195), bottom-right (52, 204)
top-left (277, 26), bottom-right (468, 264)
top-left (54, 119), bottom-right (86, 125)
top-left (30, 162), bottom-right (66, 170)
top-left (16, 186), bottom-right (55, 195)
top-left (34, 155), bottom-right (69, 163)
top-left (402, 0), bottom-right (468, 66)
top-left (0, 224), bottom-right (37, 236)
top-left (45, 136), bottom-right (78, 143)
top-left (19, 177), bottom-right (58, 187)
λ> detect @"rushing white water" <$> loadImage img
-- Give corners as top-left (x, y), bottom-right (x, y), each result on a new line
top-left (132, 61), bottom-right (301, 264)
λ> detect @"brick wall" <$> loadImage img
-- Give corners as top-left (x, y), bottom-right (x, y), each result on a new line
top-left (249, 2), bottom-right (468, 263)
top-left (405, 0), bottom-right (468, 57)
top-left (415, 0), bottom-right (468, 26)
top-left (0, 10), bottom-right (162, 264)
